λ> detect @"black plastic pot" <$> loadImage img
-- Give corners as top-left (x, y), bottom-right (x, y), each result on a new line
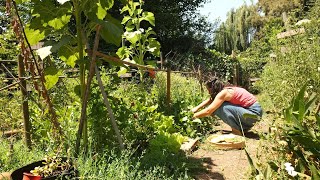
top-left (11, 157), bottom-right (78, 180)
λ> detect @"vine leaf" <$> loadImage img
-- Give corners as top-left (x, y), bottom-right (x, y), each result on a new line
top-left (147, 38), bottom-right (161, 56)
top-left (140, 12), bottom-right (155, 26)
top-left (44, 67), bottom-right (62, 90)
top-left (15, 0), bottom-right (31, 4)
top-left (97, 14), bottom-right (123, 46)
top-left (25, 25), bottom-right (45, 45)
top-left (97, 3), bottom-right (107, 20)
top-left (58, 45), bottom-right (79, 67)
top-left (36, 36), bottom-right (72, 60)
top-left (31, 0), bottom-right (72, 30)
top-left (117, 67), bottom-right (128, 77)
top-left (83, 0), bottom-right (114, 20)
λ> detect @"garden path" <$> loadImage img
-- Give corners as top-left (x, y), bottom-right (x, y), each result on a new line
top-left (191, 120), bottom-right (269, 180)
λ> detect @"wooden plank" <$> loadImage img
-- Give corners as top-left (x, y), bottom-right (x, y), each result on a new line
top-left (119, 73), bottom-right (132, 78)
top-left (1, 129), bottom-right (22, 138)
top-left (180, 137), bottom-right (200, 154)
top-left (276, 28), bottom-right (305, 39)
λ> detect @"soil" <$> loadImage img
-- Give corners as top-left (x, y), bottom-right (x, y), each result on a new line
top-left (191, 120), bottom-right (269, 180)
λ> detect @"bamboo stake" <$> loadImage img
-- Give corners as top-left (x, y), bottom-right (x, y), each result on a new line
top-left (75, 25), bottom-right (101, 155)
top-left (95, 66), bottom-right (124, 150)
top-left (0, 81), bottom-right (22, 92)
top-left (166, 63), bottom-right (171, 108)
top-left (12, 0), bottom-right (63, 136)
top-left (198, 65), bottom-right (203, 94)
top-left (18, 55), bottom-right (31, 149)
top-left (1, 64), bottom-right (43, 109)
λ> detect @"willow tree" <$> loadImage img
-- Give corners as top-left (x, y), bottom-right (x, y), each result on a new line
top-left (258, 0), bottom-right (302, 16)
top-left (214, 5), bottom-right (260, 54)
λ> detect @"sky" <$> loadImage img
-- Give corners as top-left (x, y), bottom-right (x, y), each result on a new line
top-left (198, 0), bottom-right (258, 23)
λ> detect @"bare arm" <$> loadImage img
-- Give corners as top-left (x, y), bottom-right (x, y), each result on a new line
top-left (193, 89), bottom-right (232, 118)
top-left (191, 98), bottom-right (213, 113)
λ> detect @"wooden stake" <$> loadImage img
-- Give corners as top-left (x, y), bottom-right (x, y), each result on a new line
top-left (166, 64), bottom-right (171, 108)
top-left (75, 25), bottom-right (101, 155)
top-left (18, 55), bottom-right (31, 149)
top-left (95, 66), bottom-right (124, 150)
top-left (198, 65), bottom-right (203, 94)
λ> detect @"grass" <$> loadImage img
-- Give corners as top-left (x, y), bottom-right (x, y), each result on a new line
top-left (0, 138), bottom-right (200, 179)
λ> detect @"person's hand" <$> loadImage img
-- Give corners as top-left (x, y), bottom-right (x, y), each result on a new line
top-left (191, 107), bottom-right (198, 113)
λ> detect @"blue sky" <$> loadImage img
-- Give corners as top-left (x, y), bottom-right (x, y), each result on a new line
top-left (198, 0), bottom-right (258, 23)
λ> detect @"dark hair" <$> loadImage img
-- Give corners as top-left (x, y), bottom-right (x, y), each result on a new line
top-left (205, 77), bottom-right (225, 99)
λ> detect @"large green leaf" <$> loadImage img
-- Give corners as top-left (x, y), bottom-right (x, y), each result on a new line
top-left (310, 164), bottom-right (320, 180)
top-left (290, 135), bottom-right (320, 154)
top-left (31, 0), bottom-right (72, 30)
top-left (140, 12), bottom-right (155, 26)
top-left (97, 3), bottom-right (107, 20)
top-left (48, 35), bottom-right (73, 52)
top-left (316, 113), bottom-right (320, 127)
top-left (15, 0), bottom-right (31, 4)
top-left (147, 38), bottom-right (161, 57)
top-left (97, 15), bottom-right (123, 46)
top-left (24, 25), bottom-right (46, 45)
top-left (121, 16), bottom-right (131, 25)
top-left (117, 67), bottom-right (128, 77)
top-left (58, 45), bottom-right (79, 67)
top-left (293, 84), bottom-right (307, 111)
top-left (125, 31), bottom-right (140, 44)
top-left (36, 36), bottom-right (73, 60)
top-left (116, 46), bottom-right (131, 59)
top-left (83, 0), bottom-right (114, 20)
top-left (44, 67), bottom-right (62, 90)
top-left (245, 148), bottom-right (259, 175)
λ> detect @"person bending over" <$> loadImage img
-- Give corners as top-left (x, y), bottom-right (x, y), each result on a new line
top-left (191, 78), bottom-right (262, 135)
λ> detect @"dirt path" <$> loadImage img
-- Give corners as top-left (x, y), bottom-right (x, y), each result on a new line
top-left (191, 120), bottom-right (268, 180)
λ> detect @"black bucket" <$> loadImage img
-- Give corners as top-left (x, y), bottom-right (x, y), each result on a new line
top-left (11, 157), bottom-right (78, 180)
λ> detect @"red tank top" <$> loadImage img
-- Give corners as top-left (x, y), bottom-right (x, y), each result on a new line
top-left (227, 87), bottom-right (256, 108)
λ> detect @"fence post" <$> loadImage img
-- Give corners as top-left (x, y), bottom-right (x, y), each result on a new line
top-left (231, 50), bottom-right (239, 85)
top-left (160, 52), bottom-right (163, 69)
top-left (198, 65), bottom-right (203, 94)
top-left (166, 63), bottom-right (171, 108)
top-left (18, 55), bottom-right (31, 149)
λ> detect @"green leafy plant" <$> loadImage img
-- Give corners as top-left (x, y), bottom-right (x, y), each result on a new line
top-left (30, 155), bottom-right (72, 178)
top-left (117, 0), bottom-right (161, 79)
top-left (282, 84), bottom-right (320, 179)
top-left (248, 85), bottom-right (320, 179)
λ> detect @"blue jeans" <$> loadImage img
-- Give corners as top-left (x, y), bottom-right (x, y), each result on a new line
top-left (213, 102), bottom-right (263, 131)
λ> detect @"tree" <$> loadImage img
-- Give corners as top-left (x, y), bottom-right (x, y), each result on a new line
top-left (258, 0), bottom-right (302, 16)
top-left (214, 5), bottom-right (261, 54)
top-left (143, 0), bottom-right (216, 55)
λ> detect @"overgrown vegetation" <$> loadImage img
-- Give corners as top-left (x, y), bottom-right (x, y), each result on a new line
top-left (1, 0), bottom-right (320, 179)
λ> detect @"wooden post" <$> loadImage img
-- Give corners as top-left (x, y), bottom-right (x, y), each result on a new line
top-left (198, 65), bottom-right (203, 94)
top-left (160, 52), bottom-right (163, 69)
top-left (231, 50), bottom-right (239, 85)
top-left (95, 66), bottom-right (124, 150)
top-left (166, 63), bottom-right (171, 107)
top-left (18, 55), bottom-right (31, 149)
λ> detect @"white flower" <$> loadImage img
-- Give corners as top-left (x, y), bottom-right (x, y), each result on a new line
top-left (123, 31), bottom-right (141, 39)
top-left (139, 28), bottom-right (144, 33)
top-left (284, 162), bottom-right (298, 177)
top-left (57, 0), bottom-right (69, 4)
top-left (147, 47), bottom-right (156, 52)
top-left (284, 162), bottom-right (291, 168)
